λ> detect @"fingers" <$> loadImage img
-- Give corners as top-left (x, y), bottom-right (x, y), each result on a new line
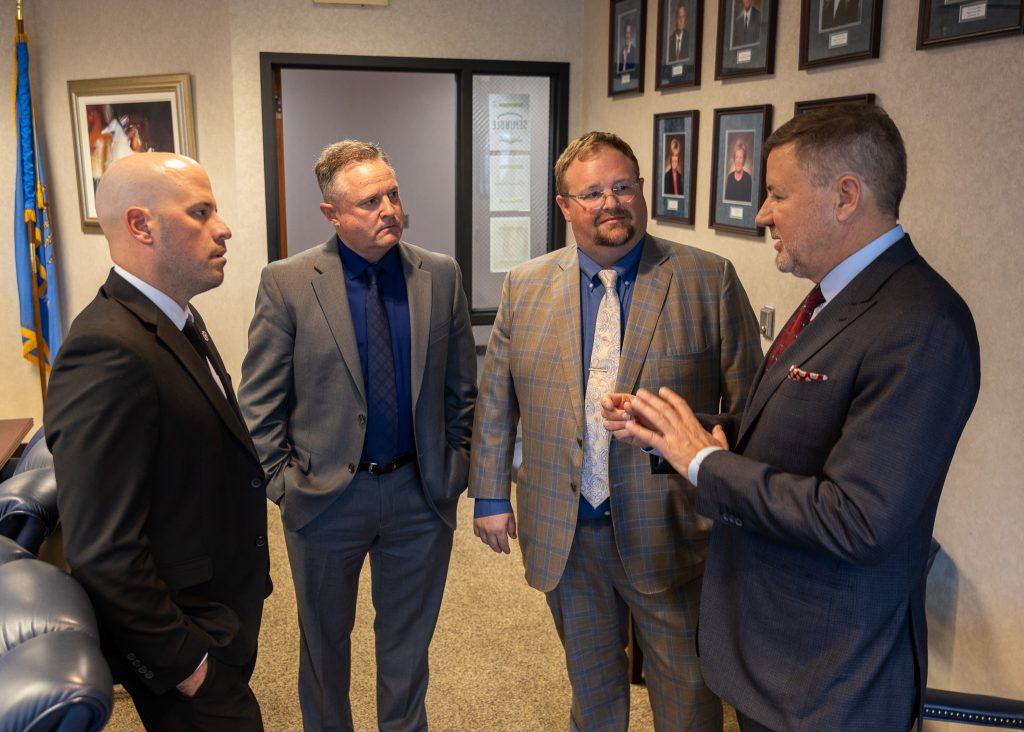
top-left (473, 515), bottom-right (515, 554)
top-left (712, 424), bottom-right (730, 451)
top-left (506, 514), bottom-right (517, 540)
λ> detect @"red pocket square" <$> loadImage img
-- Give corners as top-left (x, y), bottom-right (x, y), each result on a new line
top-left (787, 365), bottom-right (828, 382)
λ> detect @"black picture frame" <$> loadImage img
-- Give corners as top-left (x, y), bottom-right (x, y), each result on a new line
top-left (799, 0), bottom-right (884, 69)
top-left (794, 93), bottom-right (876, 116)
top-left (652, 110), bottom-right (699, 224)
top-left (709, 104), bottom-right (771, 237)
top-left (655, 0), bottom-right (703, 89)
top-left (609, 0), bottom-right (647, 96)
top-left (715, 0), bottom-right (777, 79)
top-left (917, 0), bottom-right (1023, 48)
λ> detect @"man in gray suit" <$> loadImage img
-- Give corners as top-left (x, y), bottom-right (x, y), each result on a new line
top-left (238, 140), bottom-right (476, 731)
top-left (605, 105), bottom-right (980, 730)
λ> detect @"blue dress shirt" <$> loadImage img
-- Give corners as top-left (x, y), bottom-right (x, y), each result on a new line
top-left (337, 240), bottom-right (415, 463)
top-left (475, 237), bottom-right (646, 520)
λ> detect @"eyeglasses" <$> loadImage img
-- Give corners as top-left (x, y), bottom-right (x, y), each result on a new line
top-left (561, 181), bottom-right (640, 210)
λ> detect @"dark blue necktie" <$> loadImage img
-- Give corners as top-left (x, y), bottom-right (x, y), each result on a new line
top-left (365, 265), bottom-right (399, 462)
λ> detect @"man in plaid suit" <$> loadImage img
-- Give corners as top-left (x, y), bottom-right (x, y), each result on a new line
top-left (469, 131), bottom-right (762, 730)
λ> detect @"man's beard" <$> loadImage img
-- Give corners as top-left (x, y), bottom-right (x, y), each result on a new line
top-left (594, 221), bottom-right (635, 248)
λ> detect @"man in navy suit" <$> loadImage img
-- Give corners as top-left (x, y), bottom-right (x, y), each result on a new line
top-left (605, 104), bottom-right (980, 731)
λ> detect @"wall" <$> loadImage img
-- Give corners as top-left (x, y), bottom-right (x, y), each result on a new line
top-left (0, 0), bottom-right (585, 421)
top-left (578, 0), bottom-right (1024, 717)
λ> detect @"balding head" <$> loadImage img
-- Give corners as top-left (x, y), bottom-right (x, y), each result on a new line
top-left (96, 152), bottom-right (232, 307)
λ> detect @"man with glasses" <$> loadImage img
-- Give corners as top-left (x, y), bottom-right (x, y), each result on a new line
top-left (470, 131), bottom-right (762, 730)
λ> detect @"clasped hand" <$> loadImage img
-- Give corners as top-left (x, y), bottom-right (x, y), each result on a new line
top-left (600, 387), bottom-right (729, 475)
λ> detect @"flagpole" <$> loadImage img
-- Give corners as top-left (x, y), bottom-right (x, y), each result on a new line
top-left (16, 0), bottom-right (49, 401)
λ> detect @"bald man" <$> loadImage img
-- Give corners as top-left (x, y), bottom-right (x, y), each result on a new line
top-left (45, 153), bottom-right (271, 731)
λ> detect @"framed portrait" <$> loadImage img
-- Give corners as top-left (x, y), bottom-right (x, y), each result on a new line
top-left (799, 0), bottom-right (884, 69)
top-left (709, 104), bottom-right (772, 237)
top-left (69, 73), bottom-right (196, 232)
top-left (794, 93), bottom-right (876, 116)
top-left (655, 0), bottom-right (703, 90)
top-left (652, 111), bottom-right (699, 224)
top-left (609, 0), bottom-right (647, 96)
top-left (917, 0), bottom-right (1023, 48)
top-left (715, 0), bottom-right (777, 79)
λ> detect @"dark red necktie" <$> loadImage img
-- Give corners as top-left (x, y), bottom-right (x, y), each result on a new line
top-left (765, 285), bottom-right (825, 369)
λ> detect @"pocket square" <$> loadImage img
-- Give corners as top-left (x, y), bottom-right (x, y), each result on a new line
top-left (787, 365), bottom-right (828, 382)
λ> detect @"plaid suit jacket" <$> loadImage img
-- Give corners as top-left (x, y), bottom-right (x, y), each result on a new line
top-left (469, 236), bottom-right (761, 593)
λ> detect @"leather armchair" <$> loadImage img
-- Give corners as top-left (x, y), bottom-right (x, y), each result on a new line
top-left (0, 467), bottom-right (59, 554)
top-left (0, 535), bottom-right (113, 731)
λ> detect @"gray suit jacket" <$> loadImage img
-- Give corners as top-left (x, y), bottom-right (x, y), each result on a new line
top-left (238, 238), bottom-right (476, 533)
top-left (470, 236), bottom-right (762, 594)
top-left (695, 236), bottom-right (980, 730)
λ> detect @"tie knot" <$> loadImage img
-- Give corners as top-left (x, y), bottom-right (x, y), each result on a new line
top-left (598, 269), bottom-right (618, 291)
top-left (804, 285), bottom-right (825, 311)
top-left (365, 265), bottom-right (382, 286)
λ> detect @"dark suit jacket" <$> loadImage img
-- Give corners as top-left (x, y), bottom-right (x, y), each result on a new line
top-left (723, 170), bottom-right (753, 204)
top-left (668, 29), bottom-right (691, 62)
top-left (663, 168), bottom-right (684, 197)
top-left (238, 238), bottom-right (477, 533)
top-left (695, 236), bottom-right (980, 729)
top-left (732, 6), bottom-right (761, 48)
top-left (821, 0), bottom-right (860, 30)
top-left (45, 270), bottom-right (271, 695)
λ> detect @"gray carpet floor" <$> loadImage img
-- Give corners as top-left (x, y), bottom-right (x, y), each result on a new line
top-left (104, 489), bottom-right (737, 731)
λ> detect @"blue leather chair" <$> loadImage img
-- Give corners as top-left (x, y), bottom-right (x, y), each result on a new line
top-left (0, 535), bottom-right (113, 731)
top-left (0, 467), bottom-right (59, 555)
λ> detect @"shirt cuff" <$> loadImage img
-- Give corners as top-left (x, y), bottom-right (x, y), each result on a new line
top-left (688, 446), bottom-right (722, 486)
top-left (474, 498), bottom-right (513, 518)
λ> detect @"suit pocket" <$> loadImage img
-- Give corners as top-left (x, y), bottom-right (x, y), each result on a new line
top-left (159, 556), bottom-right (213, 590)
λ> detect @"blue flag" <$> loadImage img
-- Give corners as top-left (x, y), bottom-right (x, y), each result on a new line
top-left (14, 26), bottom-right (62, 380)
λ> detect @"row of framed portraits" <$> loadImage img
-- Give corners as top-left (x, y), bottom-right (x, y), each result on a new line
top-left (653, 94), bottom-right (873, 236)
top-left (609, 0), bottom-right (1024, 95)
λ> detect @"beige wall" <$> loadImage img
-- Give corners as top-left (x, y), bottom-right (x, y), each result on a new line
top-left (2, 0), bottom-right (1021, 717)
top-left (578, 0), bottom-right (1024, 717)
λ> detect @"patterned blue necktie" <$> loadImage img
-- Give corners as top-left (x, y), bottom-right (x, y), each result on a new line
top-left (365, 265), bottom-right (399, 462)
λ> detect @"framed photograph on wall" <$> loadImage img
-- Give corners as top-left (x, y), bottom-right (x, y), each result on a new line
top-left (917, 0), bottom-right (1023, 48)
top-left (652, 110), bottom-right (699, 223)
top-left (655, 0), bottom-right (703, 90)
top-left (715, 0), bottom-right (777, 79)
top-left (799, 0), bottom-right (884, 69)
top-left (69, 73), bottom-right (196, 233)
top-left (794, 92), bottom-right (876, 116)
top-left (709, 104), bottom-right (771, 237)
top-left (609, 0), bottom-right (647, 96)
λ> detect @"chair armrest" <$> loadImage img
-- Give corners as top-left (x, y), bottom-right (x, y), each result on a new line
top-left (924, 688), bottom-right (1024, 728)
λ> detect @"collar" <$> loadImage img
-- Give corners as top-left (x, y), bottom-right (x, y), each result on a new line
top-left (819, 224), bottom-right (904, 305)
top-left (337, 240), bottom-right (401, 281)
top-left (112, 265), bottom-right (190, 329)
top-left (577, 236), bottom-right (645, 285)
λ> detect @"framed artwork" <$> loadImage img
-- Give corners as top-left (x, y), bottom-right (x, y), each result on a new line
top-left (715, 0), bottom-right (777, 79)
top-left (917, 0), bottom-right (1023, 48)
top-left (709, 104), bottom-right (772, 237)
top-left (609, 0), bottom-right (647, 96)
top-left (794, 92), bottom-right (876, 115)
top-left (799, 0), bottom-right (884, 69)
top-left (655, 0), bottom-right (703, 90)
top-left (68, 73), bottom-right (196, 233)
top-left (652, 110), bottom-right (699, 224)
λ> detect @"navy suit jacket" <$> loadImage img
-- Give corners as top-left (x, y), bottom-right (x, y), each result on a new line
top-left (693, 236), bottom-right (979, 729)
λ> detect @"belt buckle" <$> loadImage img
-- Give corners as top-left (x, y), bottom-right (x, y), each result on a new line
top-left (365, 462), bottom-right (383, 475)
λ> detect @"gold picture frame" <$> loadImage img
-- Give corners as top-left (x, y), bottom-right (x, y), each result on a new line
top-left (68, 73), bottom-right (196, 233)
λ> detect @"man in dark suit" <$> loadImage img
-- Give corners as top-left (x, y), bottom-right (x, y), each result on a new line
top-left (45, 153), bottom-right (271, 731)
top-left (732, 0), bottom-right (761, 48)
top-left (821, 0), bottom-right (861, 30)
top-left (238, 140), bottom-right (476, 731)
top-left (604, 104), bottom-right (980, 731)
top-left (618, 19), bottom-right (637, 73)
top-left (667, 3), bottom-right (691, 62)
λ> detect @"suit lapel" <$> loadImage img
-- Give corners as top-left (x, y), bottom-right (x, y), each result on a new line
top-left (553, 247), bottom-right (585, 434)
top-left (103, 272), bottom-right (257, 458)
top-left (619, 237), bottom-right (671, 394)
top-left (400, 243), bottom-right (431, 413)
top-left (310, 238), bottom-right (366, 402)
top-left (738, 235), bottom-right (920, 443)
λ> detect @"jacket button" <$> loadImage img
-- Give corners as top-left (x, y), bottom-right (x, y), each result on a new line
top-left (570, 483), bottom-right (578, 493)
top-left (138, 665), bottom-right (148, 674)
top-left (131, 659), bottom-right (141, 667)
top-left (348, 463), bottom-right (356, 473)
top-left (250, 477), bottom-right (263, 488)
top-left (145, 671), bottom-right (155, 679)
top-left (127, 653), bottom-right (136, 661)
top-left (577, 437), bottom-right (583, 447)
top-left (255, 535), bottom-right (266, 547)
top-left (358, 414), bottom-right (367, 426)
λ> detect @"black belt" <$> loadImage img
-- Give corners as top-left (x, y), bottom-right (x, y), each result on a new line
top-left (357, 453), bottom-right (416, 475)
